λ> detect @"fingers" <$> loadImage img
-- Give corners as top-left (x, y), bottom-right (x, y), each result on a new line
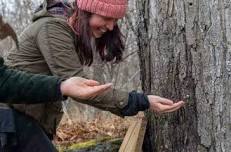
top-left (148, 95), bottom-right (173, 105)
top-left (87, 83), bottom-right (113, 98)
top-left (95, 83), bottom-right (113, 92)
top-left (163, 101), bottom-right (185, 113)
top-left (151, 100), bottom-right (185, 114)
top-left (158, 97), bottom-right (174, 105)
top-left (84, 79), bottom-right (100, 86)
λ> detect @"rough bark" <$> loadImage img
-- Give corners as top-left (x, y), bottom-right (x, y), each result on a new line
top-left (133, 0), bottom-right (231, 151)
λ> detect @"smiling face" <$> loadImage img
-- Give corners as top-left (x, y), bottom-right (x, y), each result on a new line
top-left (89, 14), bottom-right (118, 38)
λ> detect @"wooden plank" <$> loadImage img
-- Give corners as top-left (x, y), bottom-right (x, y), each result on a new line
top-left (121, 120), bottom-right (140, 152)
top-left (119, 120), bottom-right (138, 151)
top-left (119, 116), bottom-right (147, 152)
top-left (134, 118), bottom-right (147, 152)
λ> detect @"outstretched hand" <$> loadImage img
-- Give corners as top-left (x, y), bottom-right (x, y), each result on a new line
top-left (148, 95), bottom-right (185, 114)
top-left (60, 77), bottom-right (112, 100)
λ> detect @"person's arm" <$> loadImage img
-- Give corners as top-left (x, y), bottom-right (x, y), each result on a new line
top-left (0, 58), bottom-right (64, 103)
top-left (0, 58), bottom-right (112, 104)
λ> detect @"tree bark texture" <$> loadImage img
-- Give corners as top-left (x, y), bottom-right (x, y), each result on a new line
top-left (132, 0), bottom-right (231, 151)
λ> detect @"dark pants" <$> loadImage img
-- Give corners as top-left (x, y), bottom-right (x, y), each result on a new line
top-left (0, 111), bottom-right (57, 152)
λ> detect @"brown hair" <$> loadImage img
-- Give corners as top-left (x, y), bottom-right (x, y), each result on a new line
top-left (68, 8), bottom-right (124, 66)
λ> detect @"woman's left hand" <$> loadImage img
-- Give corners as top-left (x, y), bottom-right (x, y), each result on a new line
top-left (148, 95), bottom-right (185, 114)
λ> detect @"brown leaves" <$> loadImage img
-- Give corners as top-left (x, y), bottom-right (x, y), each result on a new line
top-left (54, 117), bottom-right (129, 146)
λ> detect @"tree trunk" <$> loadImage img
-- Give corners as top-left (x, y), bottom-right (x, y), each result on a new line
top-left (132, 0), bottom-right (231, 151)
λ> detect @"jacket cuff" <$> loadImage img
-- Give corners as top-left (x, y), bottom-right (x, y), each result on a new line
top-left (121, 90), bottom-right (150, 116)
top-left (56, 79), bottom-right (68, 101)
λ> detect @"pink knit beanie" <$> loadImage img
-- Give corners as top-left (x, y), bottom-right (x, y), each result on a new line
top-left (76, 0), bottom-right (128, 19)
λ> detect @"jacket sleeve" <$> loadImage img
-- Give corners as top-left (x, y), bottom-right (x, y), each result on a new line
top-left (0, 58), bottom-right (64, 104)
top-left (36, 19), bottom-right (132, 116)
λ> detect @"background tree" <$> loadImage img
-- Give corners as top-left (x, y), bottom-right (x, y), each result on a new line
top-left (126, 0), bottom-right (231, 151)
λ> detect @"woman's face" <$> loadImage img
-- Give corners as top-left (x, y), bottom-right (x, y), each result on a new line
top-left (89, 14), bottom-right (118, 38)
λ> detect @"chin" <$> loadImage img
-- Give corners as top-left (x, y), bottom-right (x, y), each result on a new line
top-left (92, 31), bottom-right (103, 38)
top-left (94, 34), bottom-right (102, 38)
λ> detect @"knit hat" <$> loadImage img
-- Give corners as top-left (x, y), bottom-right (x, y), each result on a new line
top-left (76, 0), bottom-right (127, 19)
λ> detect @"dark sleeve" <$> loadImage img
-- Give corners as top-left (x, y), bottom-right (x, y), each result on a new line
top-left (121, 90), bottom-right (150, 116)
top-left (0, 64), bottom-right (65, 104)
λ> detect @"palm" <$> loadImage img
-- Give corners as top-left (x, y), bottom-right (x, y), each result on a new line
top-left (148, 95), bottom-right (185, 114)
top-left (73, 81), bottom-right (109, 99)
top-left (61, 77), bottom-right (112, 100)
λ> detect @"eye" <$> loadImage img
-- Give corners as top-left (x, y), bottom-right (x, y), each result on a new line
top-left (104, 17), bottom-right (112, 20)
top-left (104, 17), bottom-right (117, 23)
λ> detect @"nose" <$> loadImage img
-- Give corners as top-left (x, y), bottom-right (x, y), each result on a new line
top-left (106, 20), bottom-right (115, 31)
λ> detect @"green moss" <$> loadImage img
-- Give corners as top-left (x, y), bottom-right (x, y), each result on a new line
top-left (68, 139), bottom-right (97, 150)
top-left (57, 137), bottom-right (123, 152)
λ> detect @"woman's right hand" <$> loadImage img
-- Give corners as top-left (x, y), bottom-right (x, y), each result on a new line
top-left (60, 77), bottom-right (112, 100)
top-left (148, 95), bottom-right (185, 114)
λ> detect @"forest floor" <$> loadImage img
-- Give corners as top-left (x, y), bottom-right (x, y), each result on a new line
top-left (53, 114), bottom-right (142, 151)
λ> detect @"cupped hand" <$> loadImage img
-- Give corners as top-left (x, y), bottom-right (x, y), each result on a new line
top-left (148, 95), bottom-right (185, 114)
top-left (61, 77), bottom-right (112, 100)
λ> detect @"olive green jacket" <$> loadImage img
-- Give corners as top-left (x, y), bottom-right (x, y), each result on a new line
top-left (6, 0), bottom-right (128, 135)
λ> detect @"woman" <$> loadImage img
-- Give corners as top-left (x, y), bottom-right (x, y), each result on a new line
top-left (5, 0), bottom-right (185, 151)
top-left (0, 14), bottom-right (111, 102)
